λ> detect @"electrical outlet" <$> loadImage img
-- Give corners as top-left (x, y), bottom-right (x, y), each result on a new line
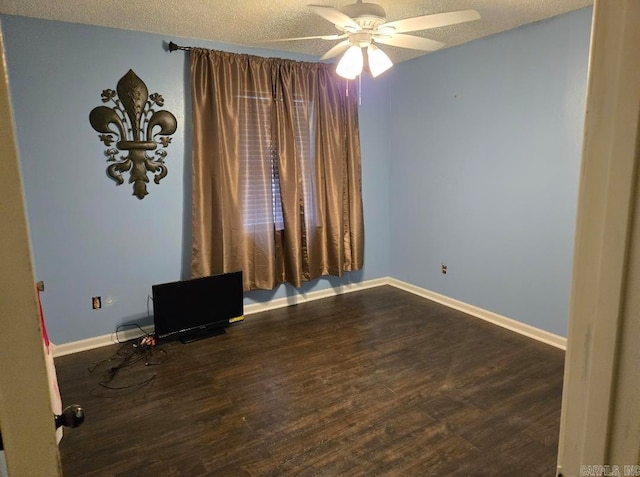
top-left (92, 296), bottom-right (101, 309)
top-left (441, 263), bottom-right (447, 275)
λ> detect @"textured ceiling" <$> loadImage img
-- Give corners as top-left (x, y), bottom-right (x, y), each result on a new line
top-left (0, 0), bottom-right (592, 64)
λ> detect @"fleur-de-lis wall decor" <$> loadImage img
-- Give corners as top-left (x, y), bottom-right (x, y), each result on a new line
top-left (89, 70), bottom-right (177, 199)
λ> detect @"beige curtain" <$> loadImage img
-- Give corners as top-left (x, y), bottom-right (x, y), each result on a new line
top-left (190, 48), bottom-right (363, 290)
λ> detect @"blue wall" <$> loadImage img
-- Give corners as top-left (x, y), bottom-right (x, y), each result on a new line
top-left (1, 16), bottom-right (391, 344)
top-left (2, 7), bottom-right (590, 344)
top-left (388, 8), bottom-right (592, 336)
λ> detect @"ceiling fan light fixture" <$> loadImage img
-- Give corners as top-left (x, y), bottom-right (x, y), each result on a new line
top-left (367, 44), bottom-right (393, 77)
top-left (336, 45), bottom-right (364, 79)
top-left (297, 4), bottom-right (481, 80)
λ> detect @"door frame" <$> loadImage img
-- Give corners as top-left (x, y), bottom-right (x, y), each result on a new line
top-left (557, 0), bottom-right (640, 473)
top-left (0, 24), bottom-right (62, 476)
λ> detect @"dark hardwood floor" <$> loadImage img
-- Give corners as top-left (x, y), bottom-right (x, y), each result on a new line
top-left (55, 286), bottom-right (564, 476)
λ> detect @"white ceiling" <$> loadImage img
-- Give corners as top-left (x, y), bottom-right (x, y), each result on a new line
top-left (0, 0), bottom-right (592, 64)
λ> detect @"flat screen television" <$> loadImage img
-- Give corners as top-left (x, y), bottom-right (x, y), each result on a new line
top-left (152, 271), bottom-right (243, 343)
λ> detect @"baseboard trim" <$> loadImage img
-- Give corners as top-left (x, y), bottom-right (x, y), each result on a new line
top-left (387, 278), bottom-right (567, 350)
top-left (243, 277), bottom-right (389, 315)
top-left (53, 325), bottom-right (154, 357)
top-left (53, 276), bottom-right (566, 356)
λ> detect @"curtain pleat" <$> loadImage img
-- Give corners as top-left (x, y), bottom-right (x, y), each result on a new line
top-left (190, 48), bottom-right (363, 290)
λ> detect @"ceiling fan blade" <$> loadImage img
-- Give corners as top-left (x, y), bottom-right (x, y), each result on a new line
top-left (320, 40), bottom-right (351, 60)
top-left (373, 34), bottom-right (445, 51)
top-left (378, 10), bottom-right (480, 34)
top-left (262, 34), bottom-right (347, 42)
top-left (309, 5), bottom-right (360, 31)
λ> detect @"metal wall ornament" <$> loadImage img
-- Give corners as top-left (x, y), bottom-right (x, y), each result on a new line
top-left (89, 70), bottom-right (178, 199)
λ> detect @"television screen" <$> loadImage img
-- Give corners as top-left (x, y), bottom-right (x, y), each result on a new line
top-left (152, 271), bottom-right (243, 343)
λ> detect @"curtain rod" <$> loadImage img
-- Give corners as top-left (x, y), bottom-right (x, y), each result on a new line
top-left (168, 41), bottom-right (191, 52)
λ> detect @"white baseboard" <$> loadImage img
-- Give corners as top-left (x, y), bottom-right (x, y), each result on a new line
top-left (243, 277), bottom-right (389, 315)
top-left (53, 325), bottom-right (154, 357)
top-left (53, 276), bottom-right (566, 357)
top-left (387, 278), bottom-right (567, 350)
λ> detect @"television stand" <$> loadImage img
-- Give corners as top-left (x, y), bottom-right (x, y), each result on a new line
top-left (179, 327), bottom-right (226, 344)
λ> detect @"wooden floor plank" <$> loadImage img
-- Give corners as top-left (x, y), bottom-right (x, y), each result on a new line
top-left (56, 286), bottom-right (564, 476)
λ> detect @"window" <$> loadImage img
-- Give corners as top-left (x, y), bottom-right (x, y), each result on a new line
top-left (190, 48), bottom-right (364, 288)
top-left (239, 91), bottom-right (283, 229)
top-left (239, 91), bottom-right (316, 231)
top-left (292, 96), bottom-right (317, 231)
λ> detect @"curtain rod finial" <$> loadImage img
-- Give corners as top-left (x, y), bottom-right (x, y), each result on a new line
top-left (168, 41), bottom-right (178, 52)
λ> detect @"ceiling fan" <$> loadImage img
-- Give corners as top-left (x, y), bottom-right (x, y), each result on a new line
top-left (267, 1), bottom-right (481, 79)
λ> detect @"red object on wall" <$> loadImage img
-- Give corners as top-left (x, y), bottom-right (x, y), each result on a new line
top-left (37, 288), bottom-right (50, 351)
top-left (36, 286), bottom-right (63, 442)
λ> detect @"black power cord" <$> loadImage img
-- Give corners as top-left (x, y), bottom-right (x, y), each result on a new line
top-left (88, 323), bottom-right (168, 398)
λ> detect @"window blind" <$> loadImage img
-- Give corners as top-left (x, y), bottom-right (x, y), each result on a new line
top-left (239, 92), bottom-right (316, 231)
